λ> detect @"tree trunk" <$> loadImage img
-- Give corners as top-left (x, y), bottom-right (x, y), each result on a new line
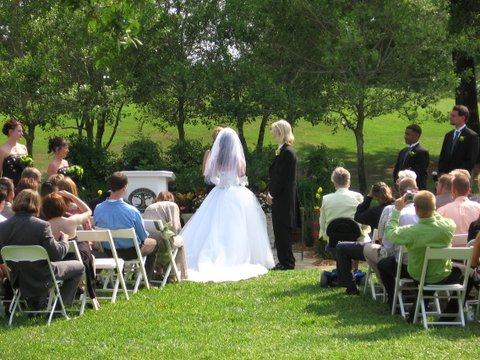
top-left (177, 97), bottom-right (186, 142)
top-left (256, 113), bottom-right (269, 152)
top-left (25, 122), bottom-right (35, 156)
top-left (237, 117), bottom-right (248, 154)
top-left (354, 103), bottom-right (366, 193)
top-left (453, 50), bottom-right (480, 136)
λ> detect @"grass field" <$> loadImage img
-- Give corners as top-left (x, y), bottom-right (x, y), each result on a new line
top-left (25, 99), bottom-right (457, 192)
top-left (0, 269), bottom-right (479, 359)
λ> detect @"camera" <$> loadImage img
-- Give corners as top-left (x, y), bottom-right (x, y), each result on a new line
top-left (405, 190), bottom-right (415, 202)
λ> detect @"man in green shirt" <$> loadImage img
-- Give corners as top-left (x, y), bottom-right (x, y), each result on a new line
top-left (385, 190), bottom-right (462, 322)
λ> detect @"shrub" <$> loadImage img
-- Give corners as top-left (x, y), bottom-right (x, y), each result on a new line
top-left (66, 135), bottom-right (120, 199)
top-left (297, 144), bottom-right (342, 251)
top-left (166, 139), bottom-right (208, 193)
top-left (121, 137), bottom-right (165, 170)
top-left (246, 145), bottom-right (277, 192)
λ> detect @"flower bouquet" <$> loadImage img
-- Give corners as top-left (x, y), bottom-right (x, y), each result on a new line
top-left (66, 165), bottom-right (84, 179)
top-left (256, 192), bottom-right (271, 213)
top-left (19, 155), bottom-right (34, 168)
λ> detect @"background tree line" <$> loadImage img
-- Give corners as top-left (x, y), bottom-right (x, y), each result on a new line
top-left (0, 0), bottom-right (479, 193)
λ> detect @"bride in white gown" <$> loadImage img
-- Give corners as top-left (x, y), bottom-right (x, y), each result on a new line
top-left (181, 127), bottom-right (275, 282)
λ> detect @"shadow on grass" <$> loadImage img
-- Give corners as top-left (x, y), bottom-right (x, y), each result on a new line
top-left (267, 274), bottom-right (480, 340)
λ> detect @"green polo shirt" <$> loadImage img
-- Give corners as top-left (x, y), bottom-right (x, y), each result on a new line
top-left (385, 210), bottom-right (455, 283)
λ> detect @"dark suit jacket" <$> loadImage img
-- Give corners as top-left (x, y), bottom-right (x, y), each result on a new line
top-left (393, 143), bottom-right (430, 190)
top-left (268, 144), bottom-right (298, 229)
top-left (438, 126), bottom-right (479, 174)
top-left (0, 212), bottom-right (68, 298)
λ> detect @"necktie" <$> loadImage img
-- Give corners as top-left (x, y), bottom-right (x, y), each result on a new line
top-left (453, 130), bottom-right (460, 142)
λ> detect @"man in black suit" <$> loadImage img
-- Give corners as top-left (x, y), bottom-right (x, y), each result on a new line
top-left (267, 120), bottom-right (297, 270)
top-left (393, 124), bottom-right (430, 190)
top-left (438, 105), bottom-right (479, 175)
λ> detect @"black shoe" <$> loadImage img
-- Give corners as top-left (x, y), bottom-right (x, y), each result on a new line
top-left (272, 263), bottom-right (288, 271)
top-left (345, 287), bottom-right (360, 296)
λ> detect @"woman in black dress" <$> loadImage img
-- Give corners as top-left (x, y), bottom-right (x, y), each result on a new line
top-left (0, 118), bottom-right (28, 187)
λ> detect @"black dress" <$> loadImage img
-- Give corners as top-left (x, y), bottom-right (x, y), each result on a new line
top-left (2, 154), bottom-right (23, 187)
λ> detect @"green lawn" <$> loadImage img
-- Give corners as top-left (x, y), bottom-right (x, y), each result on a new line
top-left (27, 99), bottom-right (456, 192)
top-left (0, 269), bottom-right (479, 359)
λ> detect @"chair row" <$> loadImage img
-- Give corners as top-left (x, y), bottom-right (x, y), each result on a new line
top-left (1, 219), bottom-right (181, 326)
top-left (363, 230), bottom-right (478, 329)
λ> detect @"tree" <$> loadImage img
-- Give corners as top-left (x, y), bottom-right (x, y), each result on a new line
top-left (130, 0), bottom-right (220, 142)
top-left (264, 0), bottom-right (455, 192)
top-left (0, 0), bottom-right (63, 154)
top-left (449, 0), bottom-right (480, 136)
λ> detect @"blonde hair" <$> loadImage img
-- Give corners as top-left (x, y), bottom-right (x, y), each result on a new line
top-left (413, 190), bottom-right (435, 216)
top-left (12, 189), bottom-right (41, 216)
top-left (331, 167), bottom-right (350, 187)
top-left (271, 120), bottom-right (294, 145)
top-left (156, 191), bottom-right (174, 202)
top-left (57, 176), bottom-right (78, 196)
top-left (212, 127), bottom-right (223, 141)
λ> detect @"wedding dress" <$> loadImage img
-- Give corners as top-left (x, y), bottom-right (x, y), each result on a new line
top-left (180, 128), bottom-right (275, 282)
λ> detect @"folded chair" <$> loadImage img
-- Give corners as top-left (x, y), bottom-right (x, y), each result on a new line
top-left (143, 219), bottom-right (182, 287)
top-left (412, 247), bottom-right (472, 329)
top-left (107, 228), bottom-right (150, 293)
top-left (68, 240), bottom-right (88, 314)
top-left (1, 245), bottom-right (69, 326)
top-left (76, 230), bottom-right (129, 302)
top-left (363, 229), bottom-right (386, 301)
top-left (391, 246), bottom-right (417, 318)
top-left (452, 234), bottom-right (468, 247)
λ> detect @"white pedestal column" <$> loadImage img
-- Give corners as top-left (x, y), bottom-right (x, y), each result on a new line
top-left (121, 170), bottom-right (176, 212)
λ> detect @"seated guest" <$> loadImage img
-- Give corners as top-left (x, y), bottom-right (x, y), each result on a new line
top-left (15, 177), bottom-right (39, 194)
top-left (40, 181), bottom-right (59, 198)
top-left (364, 178), bottom-right (418, 288)
top-left (0, 177), bottom-right (14, 219)
top-left (143, 191), bottom-right (187, 280)
top-left (437, 173), bottom-right (480, 234)
top-left (56, 176), bottom-right (91, 229)
top-left (435, 173), bottom-right (453, 209)
top-left (0, 189), bottom-right (84, 310)
top-left (93, 172), bottom-right (158, 281)
top-left (319, 167), bottom-right (363, 248)
top-left (20, 166), bottom-right (42, 185)
top-left (42, 191), bottom-right (98, 308)
top-left (335, 182), bottom-right (395, 295)
top-left (143, 191), bottom-right (182, 234)
top-left (385, 190), bottom-right (460, 321)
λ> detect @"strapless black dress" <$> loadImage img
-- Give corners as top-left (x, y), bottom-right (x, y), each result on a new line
top-left (2, 154), bottom-right (23, 187)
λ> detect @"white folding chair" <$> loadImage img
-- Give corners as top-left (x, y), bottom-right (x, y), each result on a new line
top-left (1, 245), bottom-right (69, 326)
top-left (76, 230), bottom-right (129, 302)
top-left (107, 228), bottom-right (150, 293)
top-left (452, 234), bottom-right (468, 247)
top-left (363, 229), bottom-right (386, 301)
top-left (391, 246), bottom-right (417, 318)
top-left (67, 240), bottom-right (88, 314)
top-left (143, 219), bottom-right (182, 287)
top-left (464, 239), bottom-right (480, 320)
top-left (412, 247), bottom-right (473, 329)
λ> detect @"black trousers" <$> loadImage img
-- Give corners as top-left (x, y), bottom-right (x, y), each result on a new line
top-left (378, 255), bottom-right (410, 305)
top-left (272, 215), bottom-right (295, 269)
top-left (335, 242), bottom-right (366, 290)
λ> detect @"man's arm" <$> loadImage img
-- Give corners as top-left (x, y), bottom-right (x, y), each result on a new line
top-left (464, 131), bottom-right (479, 171)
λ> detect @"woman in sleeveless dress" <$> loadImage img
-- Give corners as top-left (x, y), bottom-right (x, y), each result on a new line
top-left (47, 137), bottom-right (70, 177)
top-left (181, 127), bottom-right (274, 282)
top-left (0, 118), bottom-right (28, 187)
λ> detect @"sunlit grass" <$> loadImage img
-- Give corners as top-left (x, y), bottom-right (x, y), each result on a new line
top-left (0, 269), bottom-right (479, 359)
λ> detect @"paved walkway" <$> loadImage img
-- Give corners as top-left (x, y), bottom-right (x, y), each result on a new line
top-left (271, 242), bottom-right (330, 270)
